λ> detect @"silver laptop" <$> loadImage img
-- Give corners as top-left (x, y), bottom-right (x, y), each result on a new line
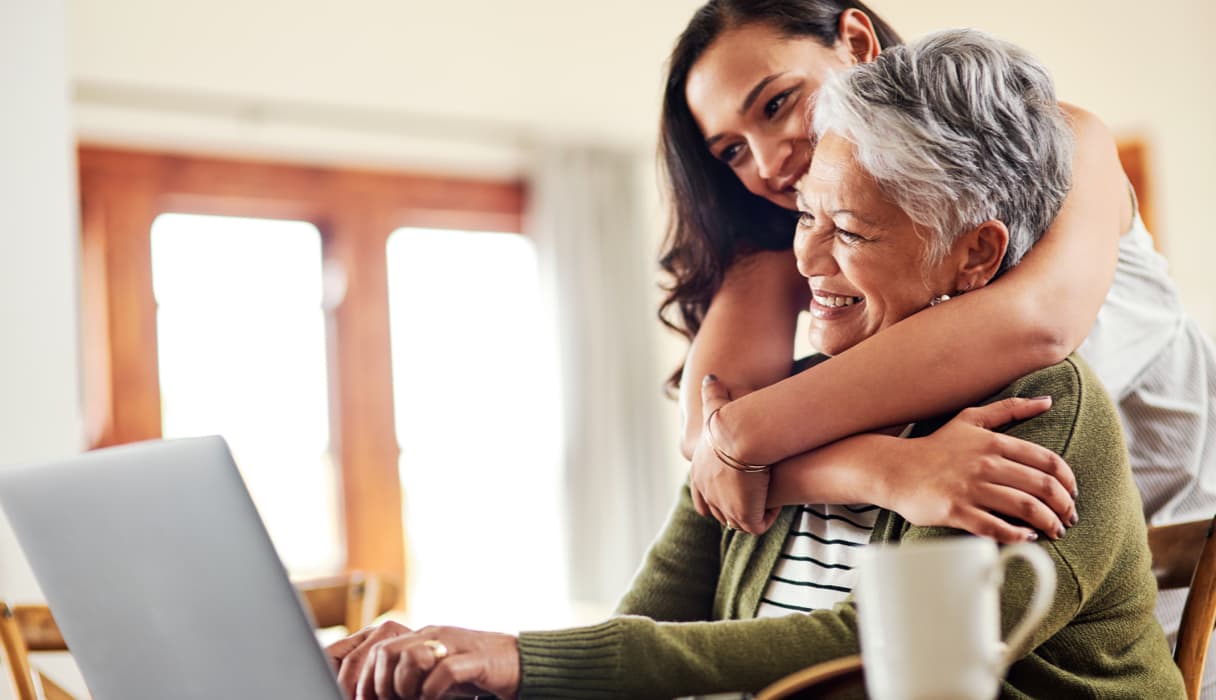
top-left (0, 436), bottom-right (344, 700)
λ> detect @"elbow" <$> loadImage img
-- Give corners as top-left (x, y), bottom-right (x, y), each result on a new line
top-left (1008, 298), bottom-right (1076, 369)
top-left (1030, 330), bottom-right (1073, 370)
top-left (679, 411), bottom-right (702, 461)
top-left (679, 431), bottom-right (697, 462)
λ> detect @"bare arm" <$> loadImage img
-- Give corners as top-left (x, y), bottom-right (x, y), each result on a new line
top-left (695, 377), bottom-right (1076, 542)
top-left (711, 104), bottom-right (1129, 465)
top-left (677, 248), bottom-right (808, 460)
top-left (766, 397), bottom-right (1078, 543)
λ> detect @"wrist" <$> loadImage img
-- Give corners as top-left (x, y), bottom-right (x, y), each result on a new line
top-left (714, 401), bottom-right (761, 466)
top-left (855, 434), bottom-right (907, 510)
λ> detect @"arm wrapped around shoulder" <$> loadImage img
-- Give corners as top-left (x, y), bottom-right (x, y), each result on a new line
top-left (893, 356), bottom-right (1184, 698)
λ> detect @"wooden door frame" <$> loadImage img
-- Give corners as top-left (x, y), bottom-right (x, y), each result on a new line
top-left (78, 145), bottom-right (525, 595)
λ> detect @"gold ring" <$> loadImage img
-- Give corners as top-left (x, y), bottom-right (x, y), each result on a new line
top-left (423, 639), bottom-right (449, 661)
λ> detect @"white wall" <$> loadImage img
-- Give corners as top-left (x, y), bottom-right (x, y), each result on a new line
top-left (67, 0), bottom-right (703, 148)
top-left (0, 1), bottom-right (85, 697)
top-left (0, 0), bottom-right (82, 600)
top-left (66, 0), bottom-right (708, 178)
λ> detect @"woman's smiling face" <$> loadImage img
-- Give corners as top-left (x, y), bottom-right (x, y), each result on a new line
top-left (793, 131), bottom-right (959, 356)
top-left (685, 22), bottom-right (854, 212)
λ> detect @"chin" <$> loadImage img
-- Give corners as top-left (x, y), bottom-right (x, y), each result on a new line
top-left (809, 334), bottom-right (859, 358)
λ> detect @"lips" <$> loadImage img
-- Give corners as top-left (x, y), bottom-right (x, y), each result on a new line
top-left (771, 145), bottom-right (814, 195)
top-left (810, 289), bottom-right (863, 320)
top-left (773, 174), bottom-right (801, 194)
top-left (773, 168), bottom-right (808, 194)
top-left (812, 292), bottom-right (861, 308)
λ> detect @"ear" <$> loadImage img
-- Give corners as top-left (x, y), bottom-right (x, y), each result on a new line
top-left (837, 9), bottom-right (881, 64)
top-left (950, 220), bottom-right (1009, 292)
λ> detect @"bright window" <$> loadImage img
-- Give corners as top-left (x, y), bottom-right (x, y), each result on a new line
top-left (150, 213), bottom-right (341, 578)
top-left (386, 228), bottom-right (568, 632)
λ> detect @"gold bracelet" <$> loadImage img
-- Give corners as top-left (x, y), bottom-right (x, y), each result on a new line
top-left (704, 407), bottom-right (769, 473)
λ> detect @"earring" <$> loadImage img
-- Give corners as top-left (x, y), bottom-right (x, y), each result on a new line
top-left (929, 294), bottom-right (951, 307)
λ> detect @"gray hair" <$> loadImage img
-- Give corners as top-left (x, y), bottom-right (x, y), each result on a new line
top-left (811, 28), bottom-right (1075, 273)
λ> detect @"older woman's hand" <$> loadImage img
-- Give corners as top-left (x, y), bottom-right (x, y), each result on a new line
top-left (329, 621), bottom-right (411, 697)
top-left (690, 374), bottom-right (781, 534)
top-left (882, 396), bottom-right (1079, 543)
top-left (327, 621), bottom-right (520, 700)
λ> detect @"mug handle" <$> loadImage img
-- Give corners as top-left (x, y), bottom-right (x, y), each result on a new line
top-left (996, 542), bottom-right (1057, 669)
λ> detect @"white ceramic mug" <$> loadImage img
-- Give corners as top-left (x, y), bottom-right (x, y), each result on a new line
top-left (855, 537), bottom-right (1056, 700)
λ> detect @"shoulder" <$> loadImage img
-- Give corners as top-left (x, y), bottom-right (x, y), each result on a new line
top-left (989, 355), bottom-right (1120, 458)
top-left (996, 354), bottom-right (1085, 401)
top-left (1059, 102), bottom-right (1115, 145)
top-left (710, 248), bottom-right (808, 320)
top-left (721, 248), bottom-right (805, 295)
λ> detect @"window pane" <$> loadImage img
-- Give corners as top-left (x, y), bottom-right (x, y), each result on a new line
top-left (150, 213), bottom-right (341, 578)
top-left (387, 228), bottom-right (568, 632)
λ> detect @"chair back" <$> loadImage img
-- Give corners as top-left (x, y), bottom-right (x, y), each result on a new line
top-left (296, 571), bottom-right (400, 631)
top-left (755, 654), bottom-right (864, 700)
top-left (0, 572), bottom-right (399, 700)
top-left (0, 603), bottom-right (41, 700)
top-left (1148, 516), bottom-right (1216, 700)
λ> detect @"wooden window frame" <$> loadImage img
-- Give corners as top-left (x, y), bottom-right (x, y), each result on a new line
top-left (1117, 137), bottom-right (1158, 246)
top-left (79, 145), bottom-right (525, 594)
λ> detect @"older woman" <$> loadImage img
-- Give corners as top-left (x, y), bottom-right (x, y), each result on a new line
top-left (328, 30), bottom-right (1183, 700)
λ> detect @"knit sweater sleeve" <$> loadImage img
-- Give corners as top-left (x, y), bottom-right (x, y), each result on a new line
top-left (518, 479), bottom-right (864, 699)
top-left (612, 482), bottom-right (722, 622)
top-left (517, 608), bottom-right (863, 699)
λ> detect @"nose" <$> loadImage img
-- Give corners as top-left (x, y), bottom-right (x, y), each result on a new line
top-left (750, 135), bottom-right (792, 182)
top-left (794, 226), bottom-right (833, 279)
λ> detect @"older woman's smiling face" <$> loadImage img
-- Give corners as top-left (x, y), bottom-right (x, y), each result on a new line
top-left (794, 131), bottom-right (959, 356)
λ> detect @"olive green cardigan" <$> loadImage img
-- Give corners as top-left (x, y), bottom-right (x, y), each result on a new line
top-left (517, 357), bottom-right (1185, 699)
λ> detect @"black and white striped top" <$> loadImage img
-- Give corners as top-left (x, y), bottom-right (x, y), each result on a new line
top-left (755, 424), bottom-right (914, 618)
top-left (754, 503), bottom-right (879, 616)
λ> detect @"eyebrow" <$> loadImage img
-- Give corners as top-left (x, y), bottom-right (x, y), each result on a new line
top-left (797, 194), bottom-right (876, 225)
top-left (741, 72), bottom-right (786, 115)
top-left (704, 72), bottom-right (787, 149)
top-left (830, 209), bottom-right (878, 227)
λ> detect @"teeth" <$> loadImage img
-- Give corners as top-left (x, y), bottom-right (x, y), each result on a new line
top-left (813, 294), bottom-right (860, 308)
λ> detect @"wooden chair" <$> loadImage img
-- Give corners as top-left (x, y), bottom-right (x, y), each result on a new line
top-left (1148, 516), bottom-right (1216, 699)
top-left (0, 602), bottom-right (75, 700)
top-left (755, 654), bottom-right (864, 700)
top-left (294, 571), bottom-right (400, 632)
top-left (0, 572), bottom-right (399, 700)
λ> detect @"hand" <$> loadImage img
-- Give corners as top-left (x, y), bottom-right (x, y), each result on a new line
top-left (329, 621), bottom-right (413, 698)
top-left (882, 396), bottom-right (1078, 544)
top-left (328, 621), bottom-right (521, 700)
top-left (689, 374), bottom-right (781, 535)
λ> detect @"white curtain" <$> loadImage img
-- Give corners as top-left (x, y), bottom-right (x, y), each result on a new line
top-left (528, 145), bottom-right (677, 610)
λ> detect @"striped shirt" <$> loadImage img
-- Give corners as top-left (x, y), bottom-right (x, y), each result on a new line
top-left (754, 503), bottom-right (879, 616)
top-left (755, 424), bottom-right (915, 618)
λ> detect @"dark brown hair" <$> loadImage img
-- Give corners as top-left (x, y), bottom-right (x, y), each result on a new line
top-left (658, 0), bottom-right (902, 392)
